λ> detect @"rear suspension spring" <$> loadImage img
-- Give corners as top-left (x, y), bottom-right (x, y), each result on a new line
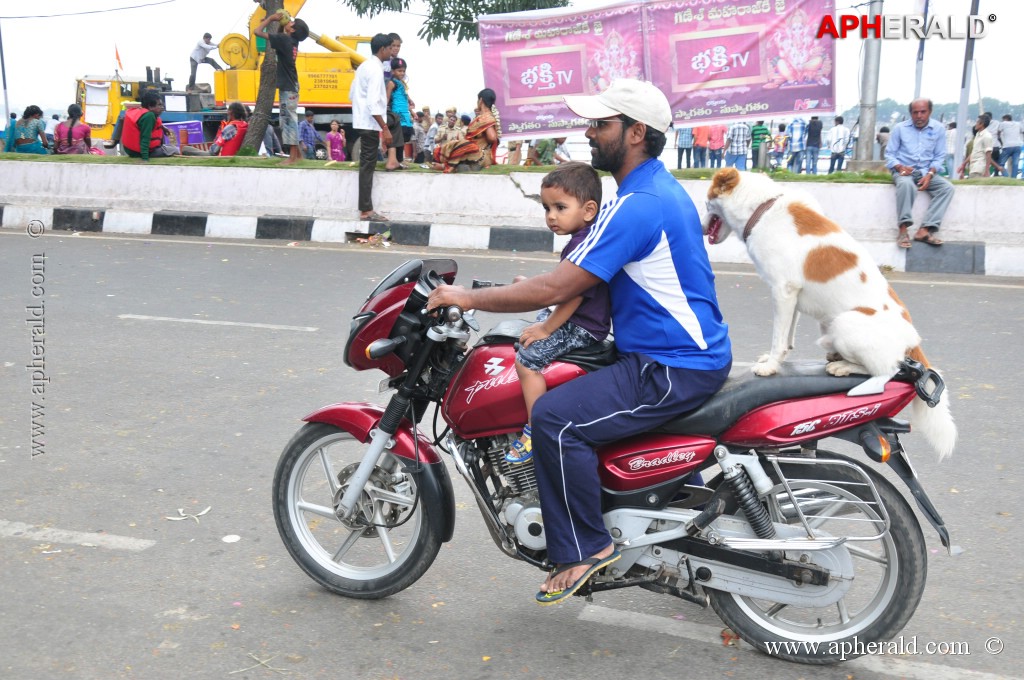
top-left (725, 465), bottom-right (776, 539)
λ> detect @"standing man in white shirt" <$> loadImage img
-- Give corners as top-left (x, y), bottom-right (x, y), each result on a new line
top-left (996, 114), bottom-right (1021, 178)
top-left (188, 33), bottom-right (222, 90)
top-left (350, 33), bottom-right (398, 222)
top-left (826, 115), bottom-right (851, 174)
top-left (44, 115), bottom-right (60, 146)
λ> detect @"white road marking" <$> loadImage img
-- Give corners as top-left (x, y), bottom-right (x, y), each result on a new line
top-left (0, 520), bottom-right (155, 552)
top-left (118, 314), bottom-right (318, 332)
top-left (3, 231), bottom-right (1019, 290)
top-left (579, 605), bottom-right (1016, 680)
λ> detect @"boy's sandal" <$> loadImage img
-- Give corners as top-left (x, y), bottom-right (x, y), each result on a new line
top-left (897, 233), bottom-right (912, 249)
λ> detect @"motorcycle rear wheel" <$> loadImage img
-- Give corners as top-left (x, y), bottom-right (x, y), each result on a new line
top-left (273, 422), bottom-right (442, 599)
top-left (707, 451), bottom-right (927, 664)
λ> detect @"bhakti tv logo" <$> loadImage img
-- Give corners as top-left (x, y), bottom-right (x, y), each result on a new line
top-left (817, 13), bottom-right (994, 39)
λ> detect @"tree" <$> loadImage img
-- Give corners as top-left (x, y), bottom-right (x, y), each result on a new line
top-left (345, 0), bottom-right (570, 44)
top-left (242, 0), bottom-right (568, 152)
top-left (242, 0), bottom-right (283, 153)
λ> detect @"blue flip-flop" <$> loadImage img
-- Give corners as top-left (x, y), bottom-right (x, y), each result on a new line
top-left (535, 550), bottom-right (621, 605)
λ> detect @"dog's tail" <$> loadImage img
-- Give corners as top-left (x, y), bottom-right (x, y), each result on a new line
top-left (908, 365), bottom-right (957, 460)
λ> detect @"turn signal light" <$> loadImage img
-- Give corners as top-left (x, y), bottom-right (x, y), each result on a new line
top-left (858, 429), bottom-right (891, 463)
top-left (875, 435), bottom-right (891, 462)
top-left (365, 336), bottom-right (405, 360)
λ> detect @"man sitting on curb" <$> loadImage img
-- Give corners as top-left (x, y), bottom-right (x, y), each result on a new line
top-left (121, 91), bottom-right (178, 161)
top-left (884, 98), bottom-right (954, 248)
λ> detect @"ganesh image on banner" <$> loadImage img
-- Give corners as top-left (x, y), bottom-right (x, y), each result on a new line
top-left (589, 29), bottom-right (642, 91)
top-left (764, 8), bottom-right (832, 88)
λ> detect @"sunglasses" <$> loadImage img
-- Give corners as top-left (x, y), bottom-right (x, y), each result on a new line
top-left (588, 117), bottom-right (625, 129)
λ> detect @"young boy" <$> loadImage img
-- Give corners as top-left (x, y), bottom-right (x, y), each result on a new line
top-left (506, 162), bottom-right (611, 463)
top-left (771, 123), bottom-right (789, 170)
top-left (255, 11), bottom-right (309, 166)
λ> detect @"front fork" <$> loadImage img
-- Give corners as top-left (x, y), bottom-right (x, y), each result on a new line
top-left (336, 324), bottom-right (443, 519)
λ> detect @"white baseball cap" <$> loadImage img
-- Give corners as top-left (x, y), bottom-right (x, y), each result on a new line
top-left (563, 79), bottom-right (672, 134)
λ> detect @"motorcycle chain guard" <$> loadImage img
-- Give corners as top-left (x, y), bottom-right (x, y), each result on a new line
top-left (605, 508), bottom-right (852, 608)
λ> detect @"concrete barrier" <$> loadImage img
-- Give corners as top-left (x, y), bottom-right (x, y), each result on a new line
top-left (2, 159), bottom-right (1021, 276)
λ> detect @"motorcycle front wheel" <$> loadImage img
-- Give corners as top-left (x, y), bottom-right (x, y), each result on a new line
top-left (707, 451), bottom-right (927, 664)
top-left (272, 422), bottom-right (443, 599)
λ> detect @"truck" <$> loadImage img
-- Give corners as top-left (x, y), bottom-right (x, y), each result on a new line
top-left (77, 0), bottom-right (371, 155)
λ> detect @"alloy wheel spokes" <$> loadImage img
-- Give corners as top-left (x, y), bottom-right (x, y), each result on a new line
top-left (845, 543), bottom-right (888, 566)
top-left (331, 527), bottom-right (364, 563)
top-left (297, 499), bottom-right (337, 521)
top-left (318, 447), bottom-right (341, 497)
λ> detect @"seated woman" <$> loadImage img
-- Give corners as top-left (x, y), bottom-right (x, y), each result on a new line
top-left (4, 105), bottom-right (50, 154)
top-left (53, 104), bottom-right (92, 154)
top-left (179, 101), bottom-right (248, 156)
top-left (431, 88), bottom-right (500, 173)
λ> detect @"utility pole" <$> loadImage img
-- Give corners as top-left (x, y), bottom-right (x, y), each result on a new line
top-left (914, 0), bottom-right (930, 99)
top-left (953, 0), bottom-right (981, 176)
top-left (854, 0), bottom-right (884, 162)
top-left (0, 20), bottom-right (10, 126)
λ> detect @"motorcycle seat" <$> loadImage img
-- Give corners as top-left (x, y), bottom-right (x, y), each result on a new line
top-left (654, 361), bottom-right (869, 437)
top-left (479, 320), bottom-right (618, 371)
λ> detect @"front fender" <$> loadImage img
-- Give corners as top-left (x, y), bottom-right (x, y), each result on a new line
top-left (304, 402), bottom-right (440, 463)
top-left (303, 402), bottom-right (456, 542)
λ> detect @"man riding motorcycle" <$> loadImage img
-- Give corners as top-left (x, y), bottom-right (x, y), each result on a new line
top-left (427, 78), bottom-right (732, 604)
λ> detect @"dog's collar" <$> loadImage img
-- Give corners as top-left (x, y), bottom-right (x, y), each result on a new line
top-left (742, 195), bottom-right (782, 242)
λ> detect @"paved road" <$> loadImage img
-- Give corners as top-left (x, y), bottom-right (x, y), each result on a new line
top-left (1, 230), bottom-right (1021, 679)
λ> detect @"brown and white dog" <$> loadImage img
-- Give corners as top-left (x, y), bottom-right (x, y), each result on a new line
top-left (702, 168), bottom-right (956, 458)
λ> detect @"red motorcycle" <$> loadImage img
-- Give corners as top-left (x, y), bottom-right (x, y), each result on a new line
top-left (272, 258), bottom-right (951, 664)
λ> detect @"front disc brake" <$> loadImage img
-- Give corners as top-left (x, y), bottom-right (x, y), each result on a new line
top-left (334, 464), bottom-right (402, 536)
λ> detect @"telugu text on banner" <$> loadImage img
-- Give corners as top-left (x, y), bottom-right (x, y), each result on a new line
top-left (478, 0), bottom-right (836, 138)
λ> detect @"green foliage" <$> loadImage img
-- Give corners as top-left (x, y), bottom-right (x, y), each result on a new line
top-left (342, 0), bottom-right (570, 43)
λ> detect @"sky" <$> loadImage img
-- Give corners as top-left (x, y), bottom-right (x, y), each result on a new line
top-left (1, 0), bottom-right (1021, 124)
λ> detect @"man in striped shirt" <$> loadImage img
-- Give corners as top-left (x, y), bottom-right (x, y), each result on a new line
top-left (675, 126), bottom-right (694, 169)
top-left (725, 121), bottom-right (750, 170)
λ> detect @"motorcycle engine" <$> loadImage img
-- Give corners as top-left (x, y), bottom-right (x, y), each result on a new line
top-left (504, 496), bottom-right (546, 550)
top-left (485, 435), bottom-right (546, 550)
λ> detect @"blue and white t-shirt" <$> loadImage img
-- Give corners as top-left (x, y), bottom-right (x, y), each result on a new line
top-left (567, 158), bottom-right (731, 370)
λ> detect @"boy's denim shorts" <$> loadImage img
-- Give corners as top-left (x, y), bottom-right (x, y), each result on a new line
top-left (279, 90), bottom-right (300, 145)
top-left (516, 309), bottom-right (598, 372)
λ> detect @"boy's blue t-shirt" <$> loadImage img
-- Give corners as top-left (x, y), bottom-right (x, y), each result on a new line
top-left (566, 158), bottom-right (732, 370)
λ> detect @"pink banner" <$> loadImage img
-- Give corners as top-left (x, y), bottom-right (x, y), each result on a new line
top-left (645, 0), bottom-right (836, 123)
top-left (479, 2), bottom-right (646, 138)
top-left (479, 0), bottom-right (835, 137)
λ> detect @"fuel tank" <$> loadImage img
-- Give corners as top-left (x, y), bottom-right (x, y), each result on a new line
top-left (442, 343), bottom-right (586, 439)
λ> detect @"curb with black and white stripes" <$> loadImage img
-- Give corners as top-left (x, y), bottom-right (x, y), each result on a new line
top-left (3, 205), bottom-right (559, 253)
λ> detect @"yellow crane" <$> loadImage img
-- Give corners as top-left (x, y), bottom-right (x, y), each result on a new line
top-left (214, 0), bottom-right (370, 112)
top-left (76, 1), bottom-right (371, 144)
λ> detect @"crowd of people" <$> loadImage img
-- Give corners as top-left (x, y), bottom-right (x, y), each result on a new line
top-left (671, 115), bottom-right (856, 174)
top-left (7, 9), bottom-right (1024, 178)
